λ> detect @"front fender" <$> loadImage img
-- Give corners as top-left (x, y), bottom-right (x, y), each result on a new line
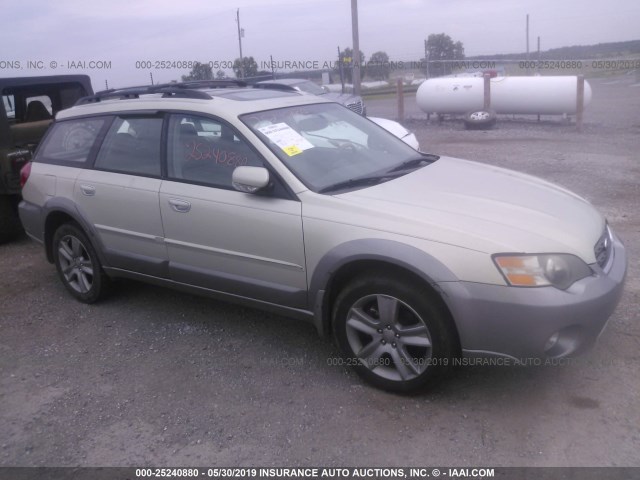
top-left (308, 238), bottom-right (460, 335)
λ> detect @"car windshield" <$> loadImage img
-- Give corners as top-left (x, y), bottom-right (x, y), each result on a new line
top-left (241, 103), bottom-right (435, 193)
top-left (294, 81), bottom-right (327, 95)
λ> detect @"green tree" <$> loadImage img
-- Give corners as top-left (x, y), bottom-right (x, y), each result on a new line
top-left (337, 47), bottom-right (365, 83)
top-left (367, 51), bottom-right (391, 80)
top-left (233, 56), bottom-right (258, 79)
top-left (181, 62), bottom-right (213, 81)
top-left (423, 33), bottom-right (465, 77)
top-left (216, 69), bottom-right (226, 79)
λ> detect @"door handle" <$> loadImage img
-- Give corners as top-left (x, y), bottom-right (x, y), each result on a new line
top-left (168, 198), bottom-right (191, 213)
top-left (80, 184), bottom-right (96, 196)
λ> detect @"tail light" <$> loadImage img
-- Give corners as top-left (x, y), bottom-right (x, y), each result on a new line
top-left (20, 162), bottom-right (32, 188)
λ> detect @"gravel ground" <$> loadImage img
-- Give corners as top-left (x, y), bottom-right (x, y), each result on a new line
top-left (1, 75), bottom-right (639, 468)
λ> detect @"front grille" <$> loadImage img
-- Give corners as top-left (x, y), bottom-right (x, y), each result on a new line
top-left (594, 226), bottom-right (612, 269)
top-left (347, 101), bottom-right (363, 115)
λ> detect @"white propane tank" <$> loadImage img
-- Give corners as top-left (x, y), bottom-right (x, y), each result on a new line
top-left (416, 76), bottom-right (592, 115)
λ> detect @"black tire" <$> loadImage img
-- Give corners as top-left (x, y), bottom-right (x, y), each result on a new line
top-left (0, 195), bottom-right (24, 244)
top-left (332, 272), bottom-right (457, 393)
top-left (463, 109), bottom-right (497, 130)
top-left (52, 223), bottom-right (110, 303)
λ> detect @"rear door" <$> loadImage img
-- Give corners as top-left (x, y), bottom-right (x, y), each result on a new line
top-left (74, 114), bottom-right (168, 277)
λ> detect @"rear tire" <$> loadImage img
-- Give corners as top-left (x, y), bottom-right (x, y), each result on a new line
top-left (0, 195), bottom-right (24, 244)
top-left (52, 223), bottom-right (110, 303)
top-left (332, 272), bottom-right (457, 393)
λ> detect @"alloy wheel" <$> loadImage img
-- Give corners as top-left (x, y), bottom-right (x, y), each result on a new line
top-left (345, 294), bottom-right (432, 382)
top-left (57, 234), bottom-right (94, 294)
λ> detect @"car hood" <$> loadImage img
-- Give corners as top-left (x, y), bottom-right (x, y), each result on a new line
top-left (330, 156), bottom-right (604, 262)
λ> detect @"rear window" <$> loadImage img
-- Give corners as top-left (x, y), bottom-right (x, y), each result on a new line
top-left (36, 117), bottom-right (109, 165)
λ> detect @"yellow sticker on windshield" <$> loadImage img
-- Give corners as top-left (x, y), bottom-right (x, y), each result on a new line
top-left (283, 145), bottom-right (302, 156)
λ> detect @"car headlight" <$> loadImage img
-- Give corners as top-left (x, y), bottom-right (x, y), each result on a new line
top-left (493, 254), bottom-right (593, 289)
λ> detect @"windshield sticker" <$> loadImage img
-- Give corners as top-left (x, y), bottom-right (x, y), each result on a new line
top-left (258, 122), bottom-right (314, 156)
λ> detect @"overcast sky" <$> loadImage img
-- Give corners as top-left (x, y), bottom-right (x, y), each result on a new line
top-left (3, 0), bottom-right (639, 88)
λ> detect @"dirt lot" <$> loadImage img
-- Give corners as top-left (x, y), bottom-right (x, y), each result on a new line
top-left (1, 75), bottom-right (639, 468)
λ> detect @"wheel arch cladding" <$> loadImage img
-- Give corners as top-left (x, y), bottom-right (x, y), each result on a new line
top-left (43, 198), bottom-right (105, 265)
top-left (309, 239), bottom-right (460, 337)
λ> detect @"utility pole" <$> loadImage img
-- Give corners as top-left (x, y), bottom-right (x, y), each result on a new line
top-left (526, 14), bottom-right (530, 74)
top-left (351, 0), bottom-right (361, 96)
top-left (537, 36), bottom-right (541, 121)
top-left (424, 39), bottom-right (430, 79)
top-left (338, 46), bottom-right (345, 94)
top-left (537, 36), bottom-right (541, 74)
top-left (236, 8), bottom-right (244, 79)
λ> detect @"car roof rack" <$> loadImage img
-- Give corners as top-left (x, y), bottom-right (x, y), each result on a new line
top-left (179, 79), bottom-right (248, 89)
top-left (76, 83), bottom-right (213, 105)
top-left (252, 83), bottom-right (295, 91)
top-left (75, 79), bottom-right (252, 105)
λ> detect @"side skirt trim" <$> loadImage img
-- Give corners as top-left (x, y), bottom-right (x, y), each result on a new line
top-left (103, 266), bottom-right (315, 324)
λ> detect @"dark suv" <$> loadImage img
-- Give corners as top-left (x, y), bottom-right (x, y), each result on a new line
top-left (0, 75), bottom-right (93, 242)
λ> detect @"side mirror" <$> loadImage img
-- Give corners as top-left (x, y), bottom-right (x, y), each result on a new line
top-left (232, 166), bottom-right (270, 194)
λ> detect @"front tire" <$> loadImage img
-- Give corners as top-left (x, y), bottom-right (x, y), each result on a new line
top-left (333, 273), bottom-right (457, 393)
top-left (52, 223), bottom-right (109, 303)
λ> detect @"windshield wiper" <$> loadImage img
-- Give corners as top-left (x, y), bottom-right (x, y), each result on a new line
top-left (387, 154), bottom-right (439, 173)
top-left (318, 173), bottom-right (401, 194)
top-left (305, 132), bottom-right (366, 149)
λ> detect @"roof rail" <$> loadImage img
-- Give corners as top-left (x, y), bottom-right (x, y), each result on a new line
top-left (76, 84), bottom-right (212, 105)
top-left (75, 79), bottom-right (254, 105)
top-left (179, 79), bottom-right (248, 88)
top-left (252, 83), bottom-right (295, 92)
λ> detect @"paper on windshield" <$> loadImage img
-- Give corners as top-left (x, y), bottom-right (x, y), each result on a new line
top-left (258, 123), bottom-right (314, 156)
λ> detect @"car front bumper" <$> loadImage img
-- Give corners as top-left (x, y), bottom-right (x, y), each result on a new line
top-left (438, 231), bottom-right (627, 360)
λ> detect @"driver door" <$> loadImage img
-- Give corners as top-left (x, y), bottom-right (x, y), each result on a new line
top-left (159, 113), bottom-right (307, 308)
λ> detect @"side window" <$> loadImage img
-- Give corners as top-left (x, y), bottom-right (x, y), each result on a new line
top-left (3, 95), bottom-right (15, 120)
top-left (36, 117), bottom-right (108, 165)
top-left (167, 114), bottom-right (263, 189)
top-left (25, 95), bottom-right (53, 122)
top-left (94, 116), bottom-right (162, 176)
